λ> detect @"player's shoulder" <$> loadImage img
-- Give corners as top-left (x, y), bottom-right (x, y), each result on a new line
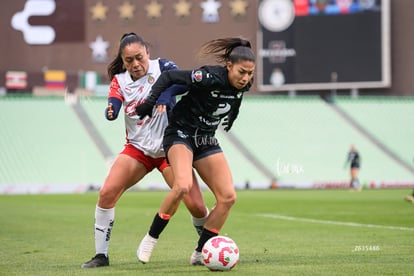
top-left (158, 58), bottom-right (179, 71)
top-left (199, 65), bottom-right (225, 73)
top-left (113, 71), bottom-right (130, 87)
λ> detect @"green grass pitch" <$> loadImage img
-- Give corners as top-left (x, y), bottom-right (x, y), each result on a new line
top-left (1, 189), bottom-right (413, 275)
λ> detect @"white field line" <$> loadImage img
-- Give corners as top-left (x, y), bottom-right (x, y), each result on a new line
top-left (258, 214), bottom-right (414, 232)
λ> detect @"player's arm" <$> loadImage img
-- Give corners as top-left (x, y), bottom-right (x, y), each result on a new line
top-left (222, 99), bottom-right (242, 132)
top-left (156, 59), bottom-right (189, 110)
top-left (156, 84), bottom-right (188, 106)
top-left (106, 77), bottom-right (123, 120)
top-left (105, 97), bottom-right (122, 120)
top-left (143, 59), bottom-right (191, 116)
top-left (135, 70), bottom-right (192, 119)
top-left (156, 84), bottom-right (188, 114)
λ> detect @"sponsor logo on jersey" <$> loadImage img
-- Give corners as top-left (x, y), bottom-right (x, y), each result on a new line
top-left (177, 130), bottom-right (188, 139)
top-left (211, 90), bottom-right (240, 99)
top-left (125, 101), bottom-right (138, 117)
top-left (198, 116), bottom-right (221, 126)
top-left (212, 103), bottom-right (231, 117)
top-left (211, 90), bottom-right (219, 97)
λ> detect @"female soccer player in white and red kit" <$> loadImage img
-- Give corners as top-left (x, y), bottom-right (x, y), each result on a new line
top-left (82, 33), bottom-right (208, 268)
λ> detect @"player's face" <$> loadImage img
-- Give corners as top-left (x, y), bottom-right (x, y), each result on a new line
top-left (227, 60), bottom-right (255, 90)
top-left (121, 42), bottom-right (150, 81)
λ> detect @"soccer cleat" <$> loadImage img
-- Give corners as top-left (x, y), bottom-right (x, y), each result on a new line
top-left (137, 233), bottom-right (158, 264)
top-left (404, 195), bottom-right (414, 203)
top-left (81, 254), bottom-right (109, 268)
top-left (190, 250), bottom-right (204, 266)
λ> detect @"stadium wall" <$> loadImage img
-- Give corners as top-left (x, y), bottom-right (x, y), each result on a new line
top-left (1, 0), bottom-right (414, 95)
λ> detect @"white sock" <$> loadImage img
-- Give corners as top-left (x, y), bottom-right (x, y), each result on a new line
top-left (192, 206), bottom-right (209, 228)
top-left (94, 206), bottom-right (115, 257)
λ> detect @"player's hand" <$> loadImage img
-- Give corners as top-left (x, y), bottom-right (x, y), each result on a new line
top-left (106, 103), bottom-right (114, 120)
top-left (135, 102), bottom-right (154, 119)
top-left (156, 105), bottom-right (167, 114)
top-left (105, 103), bottom-right (116, 120)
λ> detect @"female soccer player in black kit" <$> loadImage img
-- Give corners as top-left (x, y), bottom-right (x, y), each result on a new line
top-left (135, 37), bottom-right (255, 265)
top-left (345, 144), bottom-right (361, 191)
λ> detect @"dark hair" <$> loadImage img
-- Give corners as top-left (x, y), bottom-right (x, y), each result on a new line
top-left (199, 37), bottom-right (255, 64)
top-left (107, 33), bottom-right (147, 80)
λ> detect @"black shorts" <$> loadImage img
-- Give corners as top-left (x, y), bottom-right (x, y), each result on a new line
top-left (163, 127), bottom-right (222, 162)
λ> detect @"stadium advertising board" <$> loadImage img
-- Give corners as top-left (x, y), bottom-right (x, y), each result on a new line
top-left (257, 0), bottom-right (391, 92)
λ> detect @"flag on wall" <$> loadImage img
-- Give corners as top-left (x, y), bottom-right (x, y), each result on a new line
top-left (44, 70), bottom-right (66, 89)
top-left (6, 71), bottom-right (27, 90)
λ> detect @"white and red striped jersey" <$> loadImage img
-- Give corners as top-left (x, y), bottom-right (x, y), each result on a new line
top-left (108, 58), bottom-right (172, 158)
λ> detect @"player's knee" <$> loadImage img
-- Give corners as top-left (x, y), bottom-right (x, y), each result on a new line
top-left (195, 201), bottom-right (208, 213)
top-left (172, 183), bottom-right (192, 198)
top-left (99, 187), bottom-right (108, 199)
top-left (98, 188), bottom-right (117, 208)
top-left (218, 193), bottom-right (237, 209)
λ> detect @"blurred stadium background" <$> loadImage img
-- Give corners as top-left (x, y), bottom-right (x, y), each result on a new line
top-left (1, 0), bottom-right (414, 193)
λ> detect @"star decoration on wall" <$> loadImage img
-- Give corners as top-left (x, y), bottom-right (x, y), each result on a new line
top-left (229, 0), bottom-right (248, 17)
top-left (200, 0), bottom-right (222, 23)
top-left (118, 1), bottom-right (135, 20)
top-left (145, 0), bottom-right (163, 19)
top-left (174, 0), bottom-right (192, 18)
top-left (90, 2), bottom-right (108, 21)
top-left (89, 35), bottom-right (110, 63)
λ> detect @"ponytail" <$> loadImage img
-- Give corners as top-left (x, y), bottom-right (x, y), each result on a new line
top-left (199, 37), bottom-right (255, 64)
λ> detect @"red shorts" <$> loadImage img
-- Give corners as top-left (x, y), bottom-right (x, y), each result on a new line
top-left (120, 143), bottom-right (169, 172)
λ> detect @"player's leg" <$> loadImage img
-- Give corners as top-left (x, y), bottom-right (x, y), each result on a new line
top-left (190, 152), bottom-right (235, 265)
top-left (160, 144), bottom-right (195, 215)
top-left (82, 153), bottom-right (148, 268)
top-left (187, 173), bottom-right (209, 236)
top-left (162, 166), bottom-right (209, 235)
top-left (137, 144), bottom-right (194, 264)
top-left (350, 167), bottom-right (360, 191)
top-left (404, 189), bottom-right (414, 203)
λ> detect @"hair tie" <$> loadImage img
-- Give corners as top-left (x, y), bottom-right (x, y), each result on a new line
top-left (240, 39), bottom-right (251, 48)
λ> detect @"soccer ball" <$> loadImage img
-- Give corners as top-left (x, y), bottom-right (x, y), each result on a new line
top-left (202, 235), bottom-right (239, 271)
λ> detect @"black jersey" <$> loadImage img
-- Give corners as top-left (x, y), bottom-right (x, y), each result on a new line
top-left (149, 65), bottom-right (251, 135)
top-left (348, 151), bottom-right (360, 168)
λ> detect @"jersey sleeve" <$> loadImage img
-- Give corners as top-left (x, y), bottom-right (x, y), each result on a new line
top-left (145, 70), bottom-right (193, 105)
top-left (106, 77), bottom-right (123, 120)
top-left (156, 84), bottom-right (188, 107)
top-left (189, 66), bottom-right (222, 89)
top-left (108, 77), bottom-right (124, 101)
top-left (106, 97), bottom-right (122, 120)
top-left (156, 59), bottom-right (187, 108)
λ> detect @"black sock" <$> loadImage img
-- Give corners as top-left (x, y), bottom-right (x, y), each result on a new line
top-left (148, 213), bottom-right (170, 239)
top-left (196, 228), bottom-right (218, 252)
